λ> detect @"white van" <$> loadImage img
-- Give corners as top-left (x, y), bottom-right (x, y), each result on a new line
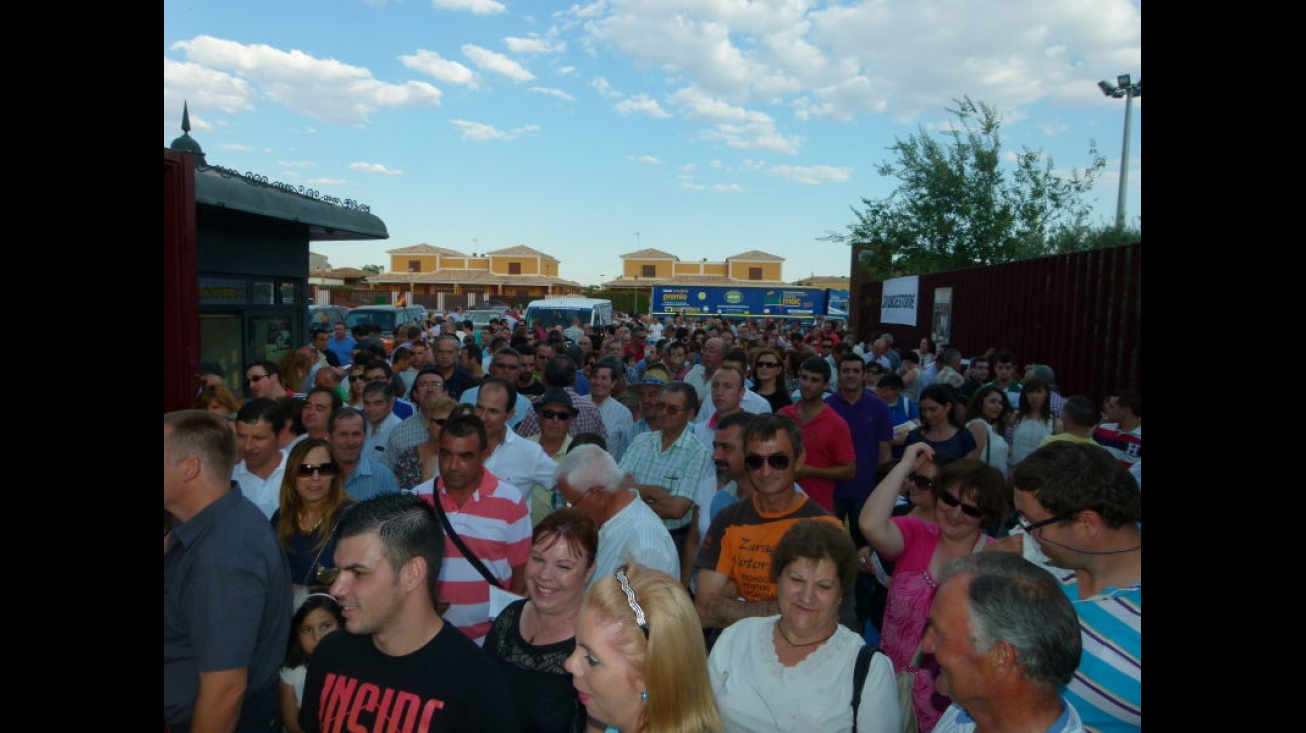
top-left (524, 297), bottom-right (614, 331)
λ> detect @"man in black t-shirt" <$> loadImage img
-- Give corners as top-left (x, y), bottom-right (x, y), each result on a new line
top-left (300, 494), bottom-right (519, 732)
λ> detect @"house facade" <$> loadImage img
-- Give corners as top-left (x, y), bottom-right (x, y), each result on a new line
top-left (367, 243), bottom-right (581, 303)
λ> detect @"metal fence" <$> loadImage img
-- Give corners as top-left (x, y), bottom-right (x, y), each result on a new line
top-left (853, 242), bottom-right (1141, 403)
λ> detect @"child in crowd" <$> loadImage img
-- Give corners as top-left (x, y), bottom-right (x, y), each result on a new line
top-left (279, 594), bottom-right (345, 733)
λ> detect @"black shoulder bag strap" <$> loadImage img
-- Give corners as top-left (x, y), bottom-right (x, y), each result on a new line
top-left (430, 495), bottom-right (503, 589)
top-left (851, 643), bottom-right (879, 731)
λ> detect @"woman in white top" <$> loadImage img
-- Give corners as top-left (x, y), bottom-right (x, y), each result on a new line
top-left (962, 385), bottom-right (1011, 473)
top-left (1008, 376), bottom-right (1063, 471)
top-left (709, 520), bottom-right (900, 733)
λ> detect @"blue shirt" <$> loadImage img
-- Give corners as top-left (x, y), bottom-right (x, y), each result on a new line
top-left (343, 455), bottom-right (401, 502)
top-left (825, 389), bottom-right (894, 502)
top-left (326, 336), bottom-right (356, 366)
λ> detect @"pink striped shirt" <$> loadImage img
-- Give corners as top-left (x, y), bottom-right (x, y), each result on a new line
top-left (423, 469), bottom-right (531, 645)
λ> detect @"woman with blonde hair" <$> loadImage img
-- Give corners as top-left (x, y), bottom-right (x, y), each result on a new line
top-left (567, 562), bottom-right (723, 733)
top-left (193, 382), bottom-right (242, 422)
top-left (279, 349), bottom-right (317, 397)
top-left (270, 438), bottom-right (356, 606)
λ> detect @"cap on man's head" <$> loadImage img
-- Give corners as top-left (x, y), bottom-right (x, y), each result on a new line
top-left (535, 387), bottom-right (578, 416)
top-left (640, 366), bottom-right (670, 386)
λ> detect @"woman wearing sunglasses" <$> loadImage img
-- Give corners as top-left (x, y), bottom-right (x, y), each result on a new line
top-left (392, 394), bottom-right (457, 492)
top-left (857, 444), bottom-right (1007, 733)
top-left (270, 438), bottom-right (356, 607)
top-left (566, 563), bottom-right (723, 733)
top-left (750, 347), bottom-right (792, 414)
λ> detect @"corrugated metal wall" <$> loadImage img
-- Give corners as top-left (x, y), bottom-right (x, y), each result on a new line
top-left (855, 243), bottom-right (1141, 403)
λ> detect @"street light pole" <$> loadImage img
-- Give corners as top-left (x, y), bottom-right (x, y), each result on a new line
top-left (1098, 74), bottom-right (1142, 230)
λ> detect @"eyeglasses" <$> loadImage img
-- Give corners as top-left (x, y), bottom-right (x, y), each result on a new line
top-left (539, 409), bottom-right (574, 421)
top-left (565, 485), bottom-right (601, 508)
top-left (1018, 513), bottom-right (1074, 534)
top-left (415, 381), bottom-right (444, 390)
top-left (428, 417), bottom-right (448, 426)
top-left (491, 362), bottom-right (519, 371)
top-left (297, 462), bottom-right (339, 477)
top-left (755, 361), bottom-right (780, 369)
top-left (615, 568), bottom-right (650, 638)
top-left (655, 402), bottom-right (685, 414)
top-left (937, 490), bottom-right (985, 519)
top-left (744, 452), bottom-right (791, 471)
top-left (908, 473), bottom-right (934, 491)
top-left (246, 374), bottom-right (269, 384)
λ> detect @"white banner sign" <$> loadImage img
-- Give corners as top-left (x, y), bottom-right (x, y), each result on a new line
top-left (880, 276), bottom-right (919, 326)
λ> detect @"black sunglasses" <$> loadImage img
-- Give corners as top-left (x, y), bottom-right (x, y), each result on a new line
top-left (908, 473), bottom-right (934, 490)
top-left (1019, 513), bottom-right (1074, 534)
top-left (428, 417), bottom-right (448, 426)
top-left (744, 453), bottom-right (791, 471)
top-left (937, 490), bottom-right (984, 519)
top-left (298, 462), bottom-right (339, 478)
top-left (539, 409), bottom-right (574, 421)
top-left (754, 361), bottom-right (780, 369)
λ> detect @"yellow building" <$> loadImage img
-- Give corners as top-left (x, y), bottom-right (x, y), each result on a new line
top-left (369, 243), bottom-right (581, 299)
top-left (604, 248), bottom-right (787, 288)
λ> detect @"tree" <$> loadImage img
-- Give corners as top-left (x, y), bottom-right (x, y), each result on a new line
top-left (361, 264), bottom-right (382, 274)
top-left (824, 97), bottom-right (1109, 281)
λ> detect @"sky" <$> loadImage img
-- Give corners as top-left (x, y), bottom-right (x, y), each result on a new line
top-left (163, 0), bottom-right (1142, 288)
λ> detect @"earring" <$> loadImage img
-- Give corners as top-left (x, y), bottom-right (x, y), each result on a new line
top-left (640, 690), bottom-right (648, 700)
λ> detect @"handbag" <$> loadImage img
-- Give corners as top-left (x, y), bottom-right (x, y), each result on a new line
top-left (895, 647), bottom-right (923, 733)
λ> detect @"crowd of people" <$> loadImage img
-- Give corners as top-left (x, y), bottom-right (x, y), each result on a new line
top-left (167, 310), bottom-right (1140, 733)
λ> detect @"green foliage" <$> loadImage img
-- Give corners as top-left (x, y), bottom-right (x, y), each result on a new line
top-left (824, 97), bottom-right (1114, 281)
top-left (361, 264), bottom-right (382, 274)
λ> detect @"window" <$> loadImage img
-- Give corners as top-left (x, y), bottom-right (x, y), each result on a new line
top-left (641, 264), bottom-right (656, 278)
top-left (749, 267), bottom-right (762, 280)
top-left (408, 260), bottom-right (421, 272)
top-left (509, 262), bottom-right (522, 275)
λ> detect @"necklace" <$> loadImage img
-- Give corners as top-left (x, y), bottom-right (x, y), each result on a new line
top-left (775, 620), bottom-right (837, 648)
top-left (297, 512), bottom-right (324, 534)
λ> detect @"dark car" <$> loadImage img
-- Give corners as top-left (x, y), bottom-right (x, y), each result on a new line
top-left (307, 305), bottom-right (351, 332)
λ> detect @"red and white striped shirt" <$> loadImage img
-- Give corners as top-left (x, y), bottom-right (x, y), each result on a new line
top-left (423, 469), bottom-right (530, 645)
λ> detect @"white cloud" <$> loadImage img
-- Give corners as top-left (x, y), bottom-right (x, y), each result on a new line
top-left (168, 36), bottom-right (442, 125)
top-left (462, 44), bottom-right (535, 81)
top-left (767, 164), bottom-right (853, 185)
top-left (505, 35), bottom-right (565, 54)
top-left (530, 87), bottom-right (576, 102)
top-left (615, 93), bottom-right (670, 118)
top-left (277, 160), bottom-right (317, 168)
top-left (349, 162), bottom-right (404, 176)
top-left (591, 77), bottom-right (619, 98)
top-left (432, 0), bottom-right (505, 15)
top-left (628, 155), bottom-right (661, 165)
top-left (307, 177), bottom-right (347, 185)
top-left (399, 49), bottom-right (476, 87)
top-left (163, 57), bottom-right (255, 119)
top-left (450, 120), bottom-right (541, 141)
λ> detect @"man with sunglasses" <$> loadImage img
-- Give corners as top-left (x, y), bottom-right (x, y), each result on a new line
top-left (1008, 442), bottom-right (1142, 733)
top-left (512, 354), bottom-right (608, 443)
top-left (694, 414), bottom-right (842, 631)
top-left (244, 359), bottom-right (290, 401)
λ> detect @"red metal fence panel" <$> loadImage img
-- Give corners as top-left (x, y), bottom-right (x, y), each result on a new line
top-left (854, 243), bottom-right (1141, 404)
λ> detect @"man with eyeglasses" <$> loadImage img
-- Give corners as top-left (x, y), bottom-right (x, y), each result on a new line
top-left (380, 367), bottom-right (450, 467)
top-left (165, 410), bottom-right (292, 733)
top-left (694, 413), bottom-right (842, 631)
top-left (618, 382), bottom-right (716, 586)
top-left (459, 347), bottom-right (532, 429)
top-left (1006, 442), bottom-right (1142, 733)
top-left (557, 445), bottom-right (679, 583)
top-left (328, 407), bottom-right (400, 502)
top-left (244, 359), bottom-right (289, 401)
top-left (230, 398), bottom-right (290, 519)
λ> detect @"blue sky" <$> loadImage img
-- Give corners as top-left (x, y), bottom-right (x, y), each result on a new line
top-left (163, 0), bottom-right (1142, 287)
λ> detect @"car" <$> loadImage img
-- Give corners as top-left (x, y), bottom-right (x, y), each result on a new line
top-left (344, 305), bottom-right (426, 353)
top-left (463, 307), bottom-right (511, 329)
top-left (306, 305), bottom-right (351, 333)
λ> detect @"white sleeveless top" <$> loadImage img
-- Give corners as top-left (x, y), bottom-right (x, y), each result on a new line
top-left (967, 418), bottom-right (1010, 473)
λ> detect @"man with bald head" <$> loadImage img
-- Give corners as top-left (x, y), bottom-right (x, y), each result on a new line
top-left (683, 336), bottom-right (725, 403)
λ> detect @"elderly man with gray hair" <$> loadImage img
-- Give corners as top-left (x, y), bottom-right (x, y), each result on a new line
top-left (925, 551), bottom-right (1086, 733)
top-left (553, 443), bottom-right (679, 582)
